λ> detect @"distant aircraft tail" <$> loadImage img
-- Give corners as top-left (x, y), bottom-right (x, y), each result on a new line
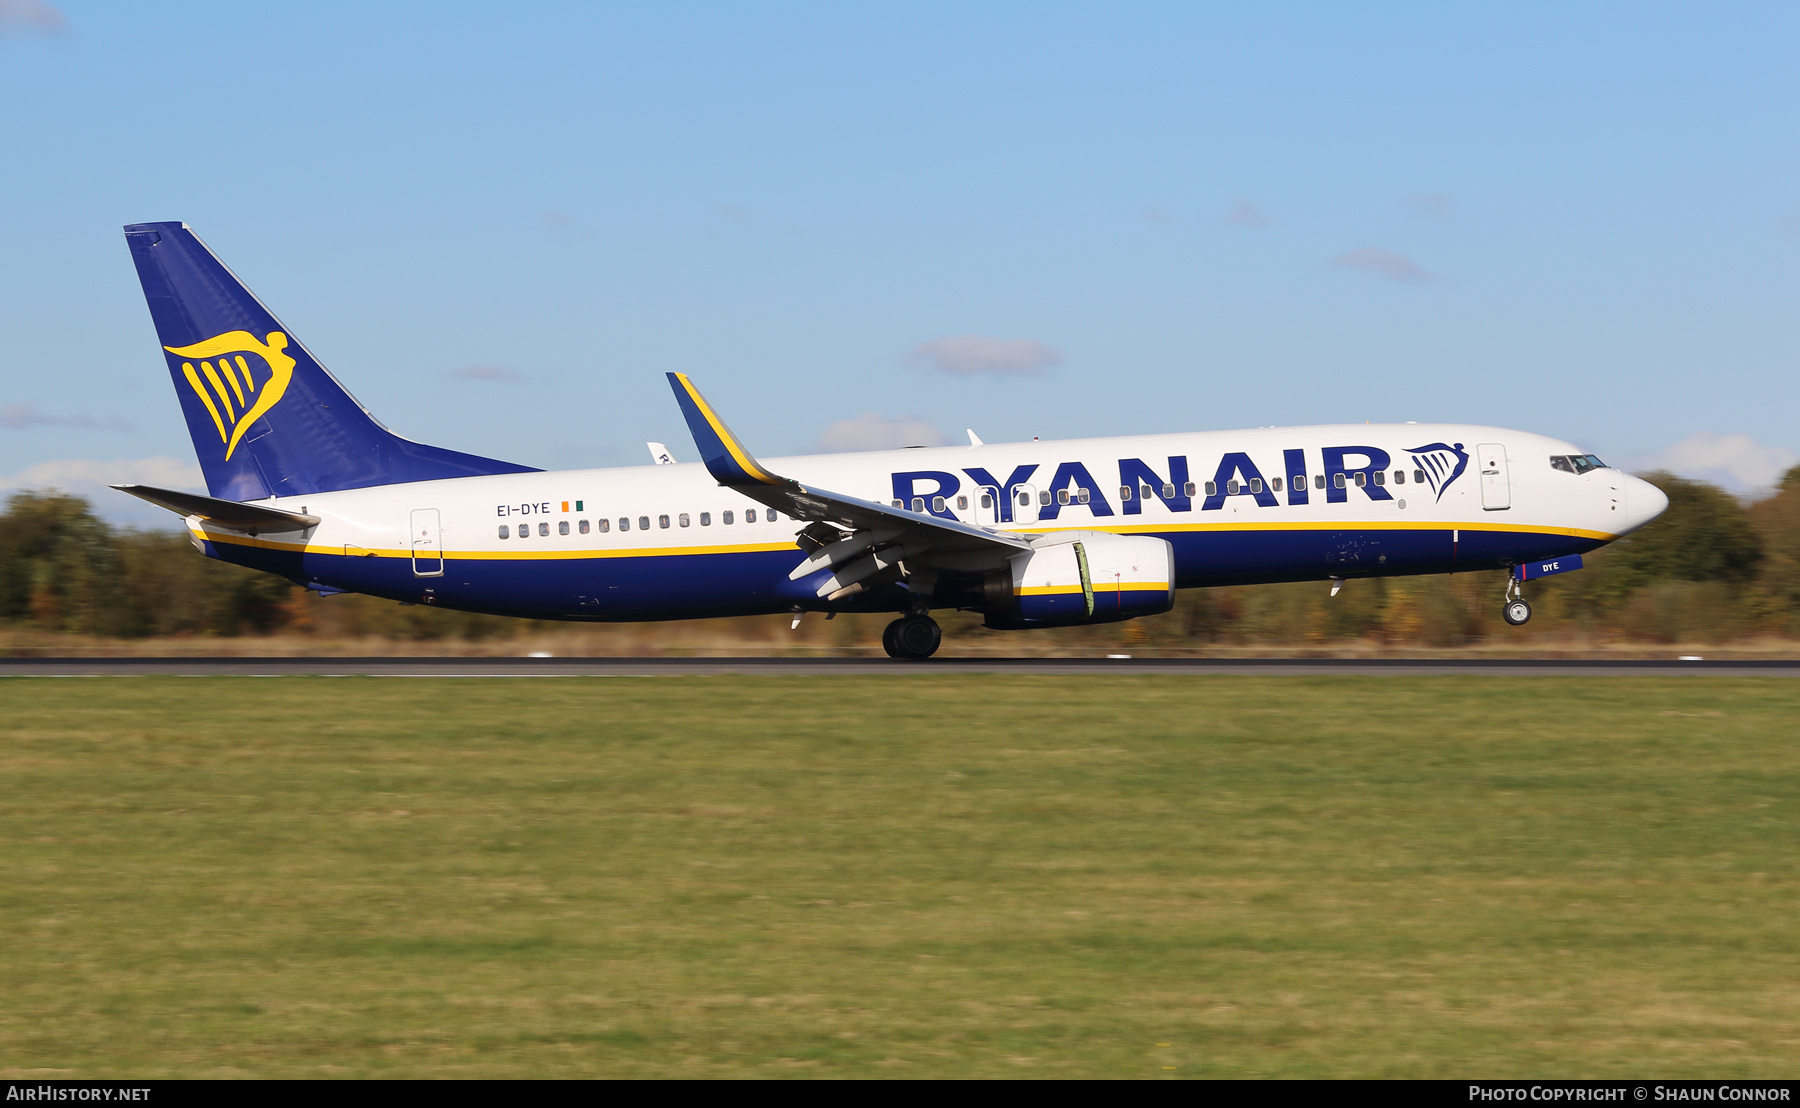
top-left (123, 222), bottom-right (537, 500)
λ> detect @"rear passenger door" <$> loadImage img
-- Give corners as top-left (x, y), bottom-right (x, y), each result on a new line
top-left (410, 508), bottom-right (444, 576)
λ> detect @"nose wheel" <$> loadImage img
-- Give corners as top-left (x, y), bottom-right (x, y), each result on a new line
top-left (883, 615), bottom-right (942, 660)
top-left (1501, 576), bottom-right (1532, 626)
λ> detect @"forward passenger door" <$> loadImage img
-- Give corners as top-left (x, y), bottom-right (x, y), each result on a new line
top-left (1477, 443), bottom-right (1511, 511)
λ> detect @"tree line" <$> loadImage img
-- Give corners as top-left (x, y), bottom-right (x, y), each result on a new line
top-left (3, 467), bottom-right (1797, 646)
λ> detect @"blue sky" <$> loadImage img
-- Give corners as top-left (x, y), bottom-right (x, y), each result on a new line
top-left (2, 1), bottom-right (1796, 523)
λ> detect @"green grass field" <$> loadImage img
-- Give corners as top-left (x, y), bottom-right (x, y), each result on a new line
top-left (3, 676), bottom-right (1797, 1077)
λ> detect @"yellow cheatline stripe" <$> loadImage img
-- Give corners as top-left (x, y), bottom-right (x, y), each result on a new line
top-left (199, 360), bottom-right (235, 418)
top-left (237, 355), bottom-right (256, 393)
top-left (202, 517), bottom-right (1613, 560)
top-left (199, 530), bottom-right (801, 560)
top-left (221, 357), bottom-right (247, 407)
top-left (182, 363), bottom-right (228, 443)
top-left (674, 373), bottom-right (779, 485)
top-left (1025, 519), bottom-right (1619, 542)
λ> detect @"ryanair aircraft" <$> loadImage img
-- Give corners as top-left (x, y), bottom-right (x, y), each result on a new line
top-left (116, 222), bottom-right (1669, 659)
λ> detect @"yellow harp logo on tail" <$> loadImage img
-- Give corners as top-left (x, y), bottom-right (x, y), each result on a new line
top-left (164, 331), bottom-right (297, 460)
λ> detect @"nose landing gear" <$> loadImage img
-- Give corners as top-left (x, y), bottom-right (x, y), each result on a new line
top-left (882, 615), bottom-right (942, 660)
top-left (1502, 576), bottom-right (1532, 626)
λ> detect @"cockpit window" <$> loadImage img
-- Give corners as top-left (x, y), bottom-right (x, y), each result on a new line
top-left (1551, 454), bottom-right (1608, 475)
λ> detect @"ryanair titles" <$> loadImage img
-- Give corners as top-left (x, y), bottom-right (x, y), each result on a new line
top-left (890, 442), bottom-right (1470, 522)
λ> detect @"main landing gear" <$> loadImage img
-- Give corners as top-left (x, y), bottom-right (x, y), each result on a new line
top-left (883, 615), bottom-right (942, 660)
top-left (1502, 576), bottom-right (1532, 627)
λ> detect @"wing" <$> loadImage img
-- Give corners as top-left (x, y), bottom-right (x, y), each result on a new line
top-left (666, 373), bottom-right (1029, 599)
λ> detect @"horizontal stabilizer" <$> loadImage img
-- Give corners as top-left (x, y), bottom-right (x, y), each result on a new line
top-left (112, 484), bottom-right (319, 534)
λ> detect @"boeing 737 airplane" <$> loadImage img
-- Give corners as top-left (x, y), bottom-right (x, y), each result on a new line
top-left (114, 222), bottom-right (1669, 658)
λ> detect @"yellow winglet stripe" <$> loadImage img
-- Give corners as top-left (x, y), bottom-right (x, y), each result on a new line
top-left (673, 372), bottom-right (780, 485)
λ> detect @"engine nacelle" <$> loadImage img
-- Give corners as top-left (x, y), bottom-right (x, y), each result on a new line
top-left (986, 532), bottom-right (1175, 628)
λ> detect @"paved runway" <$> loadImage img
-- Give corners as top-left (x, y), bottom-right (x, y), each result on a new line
top-left (3, 656), bottom-right (1797, 677)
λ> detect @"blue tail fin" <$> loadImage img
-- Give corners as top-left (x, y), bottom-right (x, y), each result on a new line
top-left (124, 222), bottom-right (537, 500)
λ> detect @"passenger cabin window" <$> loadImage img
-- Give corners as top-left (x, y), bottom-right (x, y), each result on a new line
top-left (658, 514), bottom-right (670, 529)
top-left (1315, 474), bottom-right (1326, 489)
top-left (679, 513), bottom-right (690, 527)
top-left (956, 495), bottom-right (968, 510)
top-left (578, 519), bottom-right (590, 534)
top-left (1291, 473), bottom-right (1304, 489)
top-left (1039, 491), bottom-right (1051, 506)
top-left (1183, 481), bottom-right (1197, 497)
top-left (980, 494), bottom-right (993, 509)
top-left (559, 520), bottom-right (570, 535)
top-left (931, 496), bottom-right (946, 513)
top-left (700, 512), bottom-right (711, 526)
top-left (1354, 473), bottom-right (1367, 487)
top-left (1227, 479), bottom-right (1240, 495)
top-left (1119, 485), bottom-right (1133, 501)
top-left (598, 518), bottom-right (610, 533)
top-left (768, 510), bottom-right (779, 522)
top-left (746, 509), bottom-right (757, 523)
top-left (1019, 492), bottom-right (1031, 507)
top-left (1334, 473), bottom-right (1346, 489)
top-left (1272, 477), bottom-right (1283, 492)
top-left (912, 497), bottom-right (926, 512)
top-left (1413, 469), bottom-right (1425, 484)
top-left (723, 510), bottom-right (734, 525)
top-left (1393, 471), bottom-right (1405, 485)
top-left (1372, 471), bottom-right (1385, 486)
top-left (539, 522), bottom-right (549, 536)
top-left (1057, 489), bottom-right (1071, 505)
top-left (1204, 481), bottom-right (1217, 496)
top-left (639, 515), bottom-right (650, 530)
top-left (1250, 478), bottom-right (1263, 493)
top-left (498, 525), bottom-right (509, 539)
top-left (1077, 489), bottom-right (1090, 504)
top-left (619, 517), bottom-right (629, 532)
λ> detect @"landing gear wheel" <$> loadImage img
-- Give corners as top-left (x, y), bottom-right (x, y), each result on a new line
top-left (883, 615), bottom-right (942, 660)
top-left (1503, 599), bottom-right (1532, 626)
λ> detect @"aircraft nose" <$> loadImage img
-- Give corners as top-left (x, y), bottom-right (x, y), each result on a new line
top-left (1616, 474), bottom-right (1669, 536)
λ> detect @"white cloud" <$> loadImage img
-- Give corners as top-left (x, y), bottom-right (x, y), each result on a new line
top-left (1, 401), bottom-right (131, 431)
top-left (907, 335), bottom-right (1062, 377)
top-left (1408, 194), bottom-right (1454, 220)
top-left (815, 414), bottom-right (949, 453)
top-left (1224, 200), bottom-right (1272, 227)
top-left (0, 0), bottom-right (66, 34)
top-left (1332, 247), bottom-right (1431, 283)
top-left (0, 456), bottom-right (205, 527)
top-left (1625, 432), bottom-right (1799, 494)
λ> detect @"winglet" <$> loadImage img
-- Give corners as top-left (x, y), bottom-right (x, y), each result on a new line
top-left (666, 373), bottom-right (782, 487)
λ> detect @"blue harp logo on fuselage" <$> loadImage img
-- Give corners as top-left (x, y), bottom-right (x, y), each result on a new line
top-left (164, 331), bottom-right (297, 460)
top-left (1406, 442), bottom-right (1469, 502)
